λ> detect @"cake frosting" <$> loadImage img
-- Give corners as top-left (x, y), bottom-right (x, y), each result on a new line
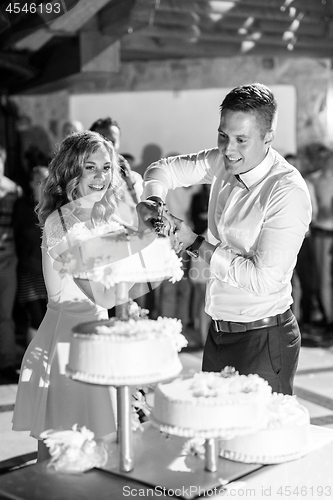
top-left (151, 368), bottom-right (272, 439)
top-left (219, 393), bottom-right (310, 464)
top-left (58, 220), bottom-right (183, 287)
top-left (66, 317), bottom-right (187, 386)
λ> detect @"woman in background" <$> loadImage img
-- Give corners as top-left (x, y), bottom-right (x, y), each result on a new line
top-left (13, 166), bottom-right (49, 345)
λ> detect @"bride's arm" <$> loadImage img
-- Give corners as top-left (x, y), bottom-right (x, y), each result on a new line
top-left (44, 209), bottom-right (132, 309)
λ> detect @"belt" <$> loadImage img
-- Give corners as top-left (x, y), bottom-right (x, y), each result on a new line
top-left (212, 309), bottom-right (293, 333)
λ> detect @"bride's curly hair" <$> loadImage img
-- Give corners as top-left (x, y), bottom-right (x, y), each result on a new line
top-left (37, 131), bottom-right (123, 225)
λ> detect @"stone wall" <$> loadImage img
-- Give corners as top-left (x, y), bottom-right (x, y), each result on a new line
top-left (11, 56), bottom-right (332, 155)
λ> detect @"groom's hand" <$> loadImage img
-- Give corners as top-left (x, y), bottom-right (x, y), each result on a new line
top-left (136, 199), bottom-right (162, 232)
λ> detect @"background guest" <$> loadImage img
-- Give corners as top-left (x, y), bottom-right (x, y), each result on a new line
top-left (188, 183), bottom-right (211, 346)
top-left (0, 145), bottom-right (23, 383)
top-left (308, 145), bottom-right (333, 332)
top-left (13, 166), bottom-right (49, 345)
top-left (90, 117), bottom-right (143, 227)
top-left (155, 160), bottom-right (198, 342)
top-left (61, 120), bottom-right (84, 139)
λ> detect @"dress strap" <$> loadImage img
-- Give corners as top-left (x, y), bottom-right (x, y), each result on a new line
top-left (58, 207), bottom-right (67, 233)
top-left (58, 207), bottom-right (72, 250)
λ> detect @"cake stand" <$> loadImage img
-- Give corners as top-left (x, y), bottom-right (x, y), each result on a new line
top-left (63, 214), bottom-right (184, 473)
top-left (99, 224), bottom-right (183, 473)
top-left (114, 282), bottom-right (134, 473)
top-left (149, 420), bottom-right (234, 473)
top-left (102, 281), bottom-right (185, 473)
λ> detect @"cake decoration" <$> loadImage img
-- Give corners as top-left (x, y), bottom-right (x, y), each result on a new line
top-left (40, 424), bottom-right (108, 473)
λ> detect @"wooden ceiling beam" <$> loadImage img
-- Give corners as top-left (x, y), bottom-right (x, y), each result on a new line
top-left (163, 0), bottom-right (333, 16)
top-left (146, 13), bottom-right (328, 38)
top-left (136, 25), bottom-right (333, 51)
top-left (120, 32), bottom-right (333, 60)
top-left (213, 20), bottom-right (325, 38)
top-left (13, 0), bottom-right (111, 51)
top-left (98, 0), bottom-right (137, 33)
top-left (152, 5), bottom-right (322, 25)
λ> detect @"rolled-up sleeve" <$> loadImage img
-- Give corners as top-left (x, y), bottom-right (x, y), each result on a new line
top-left (143, 149), bottom-right (219, 200)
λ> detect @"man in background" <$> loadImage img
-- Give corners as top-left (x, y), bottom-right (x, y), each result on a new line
top-left (90, 117), bottom-right (143, 227)
top-left (0, 145), bottom-right (23, 382)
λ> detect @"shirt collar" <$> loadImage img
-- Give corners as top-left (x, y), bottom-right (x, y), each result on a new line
top-left (236, 148), bottom-right (274, 189)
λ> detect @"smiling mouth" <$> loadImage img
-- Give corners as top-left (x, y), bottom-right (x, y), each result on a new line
top-left (225, 155), bottom-right (242, 163)
top-left (88, 184), bottom-right (105, 191)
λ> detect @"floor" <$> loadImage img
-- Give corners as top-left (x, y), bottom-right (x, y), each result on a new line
top-left (1, 338), bottom-right (333, 469)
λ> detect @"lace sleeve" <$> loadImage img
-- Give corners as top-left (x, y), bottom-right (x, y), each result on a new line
top-left (43, 208), bottom-right (81, 254)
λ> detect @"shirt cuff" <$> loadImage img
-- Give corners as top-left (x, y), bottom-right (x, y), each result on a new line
top-left (143, 180), bottom-right (168, 202)
top-left (210, 245), bottom-right (235, 281)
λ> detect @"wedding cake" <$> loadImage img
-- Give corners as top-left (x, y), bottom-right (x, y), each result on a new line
top-left (63, 217), bottom-right (187, 386)
top-left (151, 368), bottom-right (272, 438)
top-left (219, 393), bottom-right (310, 464)
top-left (58, 220), bottom-right (183, 288)
top-left (66, 316), bottom-right (187, 386)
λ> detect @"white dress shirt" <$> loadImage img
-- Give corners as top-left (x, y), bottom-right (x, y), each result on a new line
top-left (143, 147), bottom-right (312, 322)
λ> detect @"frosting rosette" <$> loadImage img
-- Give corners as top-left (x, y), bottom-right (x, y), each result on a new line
top-left (40, 424), bottom-right (108, 473)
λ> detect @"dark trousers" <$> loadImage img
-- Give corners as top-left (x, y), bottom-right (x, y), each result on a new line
top-left (202, 312), bottom-right (300, 395)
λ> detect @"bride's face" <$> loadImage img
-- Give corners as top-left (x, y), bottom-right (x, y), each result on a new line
top-left (77, 146), bottom-right (113, 204)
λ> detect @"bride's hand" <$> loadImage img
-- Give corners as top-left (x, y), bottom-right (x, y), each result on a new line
top-left (167, 214), bottom-right (197, 251)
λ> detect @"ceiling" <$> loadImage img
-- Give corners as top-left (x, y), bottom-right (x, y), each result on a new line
top-left (1, 0), bottom-right (333, 93)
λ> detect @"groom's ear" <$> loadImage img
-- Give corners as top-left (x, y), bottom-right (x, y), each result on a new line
top-left (264, 129), bottom-right (275, 146)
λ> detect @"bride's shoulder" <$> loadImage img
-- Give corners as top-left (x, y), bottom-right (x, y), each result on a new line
top-left (43, 206), bottom-right (80, 249)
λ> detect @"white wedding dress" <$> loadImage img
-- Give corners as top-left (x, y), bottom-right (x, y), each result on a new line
top-left (12, 207), bottom-right (117, 439)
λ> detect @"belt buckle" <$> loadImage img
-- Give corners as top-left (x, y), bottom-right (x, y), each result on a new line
top-left (229, 322), bottom-right (247, 333)
top-left (213, 320), bottom-right (221, 332)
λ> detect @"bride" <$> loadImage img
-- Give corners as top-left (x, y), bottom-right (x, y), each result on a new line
top-left (12, 131), bottom-right (126, 461)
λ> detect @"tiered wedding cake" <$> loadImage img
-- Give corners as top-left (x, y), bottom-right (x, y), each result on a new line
top-left (59, 219), bottom-right (183, 288)
top-left (151, 368), bottom-right (272, 438)
top-left (60, 218), bottom-right (186, 387)
top-left (66, 315), bottom-right (187, 386)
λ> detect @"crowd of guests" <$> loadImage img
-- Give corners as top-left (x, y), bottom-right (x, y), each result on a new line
top-left (1, 114), bottom-right (333, 386)
top-left (286, 145), bottom-right (333, 345)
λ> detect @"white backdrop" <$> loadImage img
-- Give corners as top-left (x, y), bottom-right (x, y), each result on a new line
top-left (70, 86), bottom-right (296, 161)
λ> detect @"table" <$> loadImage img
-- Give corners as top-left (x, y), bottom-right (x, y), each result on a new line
top-left (0, 426), bottom-right (332, 500)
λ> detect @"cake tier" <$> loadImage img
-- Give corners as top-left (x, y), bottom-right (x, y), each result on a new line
top-left (59, 223), bottom-right (183, 286)
top-left (66, 317), bottom-right (187, 386)
top-left (219, 393), bottom-right (310, 464)
top-left (151, 370), bottom-right (272, 439)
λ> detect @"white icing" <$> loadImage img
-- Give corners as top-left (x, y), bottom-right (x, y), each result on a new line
top-left (66, 317), bottom-right (187, 386)
top-left (219, 393), bottom-right (310, 464)
top-left (190, 371), bottom-right (271, 398)
top-left (73, 317), bottom-right (187, 351)
top-left (151, 371), bottom-right (271, 439)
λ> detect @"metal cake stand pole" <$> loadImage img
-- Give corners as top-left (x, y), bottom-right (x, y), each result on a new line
top-left (115, 282), bottom-right (134, 472)
top-left (205, 438), bottom-right (217, 472)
